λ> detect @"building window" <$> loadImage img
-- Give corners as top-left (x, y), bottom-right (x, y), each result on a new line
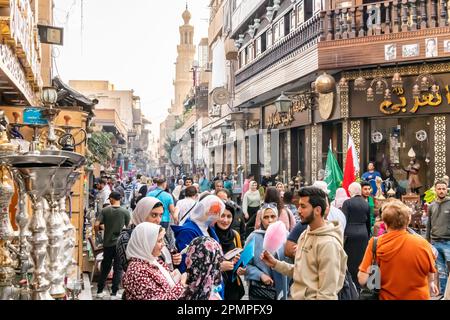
top-left (296, 2), bottom-right (305, 26)
top-left (267, 29), bottom-right (273, 48)
top-left (248, 43), bottom-right (254, 62)
top-left (273, 23), bottom-right (279, 43)
top-left (291, 10), bottom-right (296, 32)
top-left (284, 11), bottom-right (292, 36)
top-left (256, 37), bottom-right (262, 56)
top-left (261, 31), bottom-right (267, 53)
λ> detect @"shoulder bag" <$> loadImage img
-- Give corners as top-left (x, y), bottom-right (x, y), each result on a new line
top-left (359, 237), bottom-right (380, 300)
top-left (248, 280), bottom-right (277, 300)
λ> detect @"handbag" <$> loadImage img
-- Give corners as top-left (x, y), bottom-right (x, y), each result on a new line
top-left (359, 237), bottom-right (380, 300)
top-left (248, 280), bottom-right (277, 300)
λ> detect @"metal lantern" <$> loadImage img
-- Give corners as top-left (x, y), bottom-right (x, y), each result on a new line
top-left (314, 72), bottom-right (336, 94)
top-left (354, 76), bottom-right (367, 91)
top-left (275, 92), bottom-right (292, 114)
top-left (367, 87), bottom-right (374, 101)
top-left (392, 72), bottom-right (403, 89)
top-left (41, 87), bottom-right (58, 106)
top-left (412, 84), bottom-right (420, 98)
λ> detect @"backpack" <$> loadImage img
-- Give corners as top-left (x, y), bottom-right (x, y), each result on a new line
top-left (338, 270), bottom-right (360, 300)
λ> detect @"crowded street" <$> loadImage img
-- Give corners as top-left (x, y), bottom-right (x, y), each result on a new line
top-left (0, 0), bottom-right (450, 305)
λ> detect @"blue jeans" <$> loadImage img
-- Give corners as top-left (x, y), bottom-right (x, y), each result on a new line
top-left (432, 240), bottom-right (450, 294)
top-left (161, 221), bottom-right (170, 230)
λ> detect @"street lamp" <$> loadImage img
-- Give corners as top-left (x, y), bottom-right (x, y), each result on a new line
top-left (41, 86), bottom-right (58, 107)
top-left (275, 92), bottom-right (292, 114)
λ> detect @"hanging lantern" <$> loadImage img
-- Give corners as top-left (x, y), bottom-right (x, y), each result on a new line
top-left (392, 72), bottom-right (403, 89)
top-left (431, 84), bottom-right (439, 94)
top-left (384, 88), bottom-right (391, 100)
top-left (412, 84), bottom-right (420, 98)
top-left (367, 87), bottom-right (374, 101)
top-left (375, 80), bottom-right (384, 95)
top-left (420, 75), bottom-right (431, 91)
top-left (408, 147), bottom-right (416, 158)
top-left (354, 76), bottom-right (367, 91)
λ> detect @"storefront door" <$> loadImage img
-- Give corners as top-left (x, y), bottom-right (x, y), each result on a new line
top-left (369, 117), bottom-right (433, 194)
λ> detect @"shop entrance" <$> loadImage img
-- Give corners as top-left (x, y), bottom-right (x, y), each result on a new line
top-left (369, 117), bottom-right (433, 194)
top-left (291, 128), bottom-right (306, 179)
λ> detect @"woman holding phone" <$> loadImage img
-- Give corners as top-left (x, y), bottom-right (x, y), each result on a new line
top-left (215, 201), bottom-right (246, 300)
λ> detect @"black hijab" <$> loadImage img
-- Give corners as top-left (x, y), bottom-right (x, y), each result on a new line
top-left (215, 202), bottom-right (236, 253)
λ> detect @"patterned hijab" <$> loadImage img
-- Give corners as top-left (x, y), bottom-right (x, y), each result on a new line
top-left (180, 237), bottom-right (223, 300)
top-left (131, 197), bottom-right (162, 225)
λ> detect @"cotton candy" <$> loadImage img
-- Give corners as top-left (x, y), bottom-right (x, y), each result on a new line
top-left (263, 221), bottom-right (287, 254)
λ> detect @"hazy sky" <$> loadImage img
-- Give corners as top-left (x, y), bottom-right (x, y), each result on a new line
top-left (53, 0), bottom-right (209, 136)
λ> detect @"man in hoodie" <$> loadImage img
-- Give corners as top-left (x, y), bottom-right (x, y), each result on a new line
top-left (261, 187), bottom-right (347, 300)
top-left (427, 180), bottom-right (450, 295)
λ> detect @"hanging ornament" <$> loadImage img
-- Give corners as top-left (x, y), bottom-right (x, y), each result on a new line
top-left (416, 130), bottom-right (427, 142)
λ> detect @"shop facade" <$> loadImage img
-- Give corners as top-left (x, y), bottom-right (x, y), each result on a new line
top-left (336, 62), bottom-right (450, 193)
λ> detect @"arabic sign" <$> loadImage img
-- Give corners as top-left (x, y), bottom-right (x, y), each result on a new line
top-left (23, 108), bottom-right (47, 125)
top-left (350, 73), bottom-right (450, 118)
top-left (379, 86), bottom-right (448, 115)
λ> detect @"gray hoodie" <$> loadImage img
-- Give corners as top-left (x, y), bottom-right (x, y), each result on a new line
top-left (427, 198), bottom-right (450, 241)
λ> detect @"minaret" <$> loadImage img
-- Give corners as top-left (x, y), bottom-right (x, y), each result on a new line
top-left (172, 4), bottom-right (196, 116)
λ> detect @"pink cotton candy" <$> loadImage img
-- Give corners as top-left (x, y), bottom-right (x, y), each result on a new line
top-left (263, 221), bottom-right (287, 254)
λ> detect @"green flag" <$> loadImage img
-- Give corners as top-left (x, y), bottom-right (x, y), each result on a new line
top-left (324, 141), bottom-right (343, 201)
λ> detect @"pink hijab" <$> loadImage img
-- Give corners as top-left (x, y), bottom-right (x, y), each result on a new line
top-left (332, 188), bottom-right (350, 209)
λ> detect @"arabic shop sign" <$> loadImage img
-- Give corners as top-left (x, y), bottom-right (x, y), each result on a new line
top-left (379, 86), bottom-right (449, 115)
top-left (266, 93), bottom-right (310, 129)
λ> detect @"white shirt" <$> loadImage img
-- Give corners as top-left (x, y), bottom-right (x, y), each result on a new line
top-left (327, 206), bottom-right (347, 235)
top-left (97, 186), bottom-right (111, 207)
top-left (176, 197), bottom-right (197, 225)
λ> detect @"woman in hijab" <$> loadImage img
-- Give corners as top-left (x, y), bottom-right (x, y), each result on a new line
top-left (332, 188), bottom-right (350, 209)
top-left (215, 201), bottom-right (246, 300)
top-left (116, 197), bottom-right (181, 273)
top-left (180, 236), bottom-right (223, 300)
top-left (245, 204), bottom-right (288, 300)
top-left (172, 195), bottom-right (225, 273)
top-left (122, 222), bottom-right (185, 300)
top-left (172, 179), bottom-right (184, 202)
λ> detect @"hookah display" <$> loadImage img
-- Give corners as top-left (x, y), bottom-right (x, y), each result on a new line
top-left (0, 91), bottom-right (86, 300)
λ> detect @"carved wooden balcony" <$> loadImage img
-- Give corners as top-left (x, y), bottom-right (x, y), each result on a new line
top-left (318, 0), bottom-right (450, 69)
top-left (236, 14), bottom-right (321, 87)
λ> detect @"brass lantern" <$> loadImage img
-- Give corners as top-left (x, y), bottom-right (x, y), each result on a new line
top-left (367, 87), bottom-right (374, 101)
top-left (392, 72), bottom-right (403, 89)
top-left (354, 76), bottom-right (367, 91)
top-left (314, 72), bottom-right (336, 94)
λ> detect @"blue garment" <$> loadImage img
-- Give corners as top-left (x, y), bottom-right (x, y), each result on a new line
top-left (171, 218), bottom-right (220, 273)
top-left (224, 180), bottom-right (233, 194)
top-left (361, 171), bottom-right (383, 196)
top-left (199, 178), bottom-right (210, 193)
top-left (147, 187), bottom-right (174, 223)
top-left (432, 240), bottom-right (450, 295)
top-left (244, 230), bottom-right (289, 300)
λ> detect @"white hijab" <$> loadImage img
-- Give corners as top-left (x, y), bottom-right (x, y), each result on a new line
top-left (189, 195), bottom-right (225, 234)
top-left (126, 222), bottom-right (176, 288)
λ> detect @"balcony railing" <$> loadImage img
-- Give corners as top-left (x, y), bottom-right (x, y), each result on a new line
top-left (320, 0), bottom-right (449, 41)
top-left (236, 14), bottom-right (321, 86)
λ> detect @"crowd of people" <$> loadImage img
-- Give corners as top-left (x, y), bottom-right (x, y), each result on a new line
top-left (90, 170), bottom-right (450, 300)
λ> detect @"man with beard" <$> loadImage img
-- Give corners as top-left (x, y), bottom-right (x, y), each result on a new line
top-left (361, 181), bottom-right (375, 234)
top-left (427, 180), bottom-right (450, 295)
top-left (261, 187), bottom-right (347, 299)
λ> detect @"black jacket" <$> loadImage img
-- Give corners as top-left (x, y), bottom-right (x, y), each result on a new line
top-left (342, 196), bottom-right (371, 237)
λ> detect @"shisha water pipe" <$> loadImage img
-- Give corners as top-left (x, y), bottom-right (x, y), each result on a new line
top-left (0, 112), bottom-right (19, 299)
top-left (58, 115), bottom-right (87, 152)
